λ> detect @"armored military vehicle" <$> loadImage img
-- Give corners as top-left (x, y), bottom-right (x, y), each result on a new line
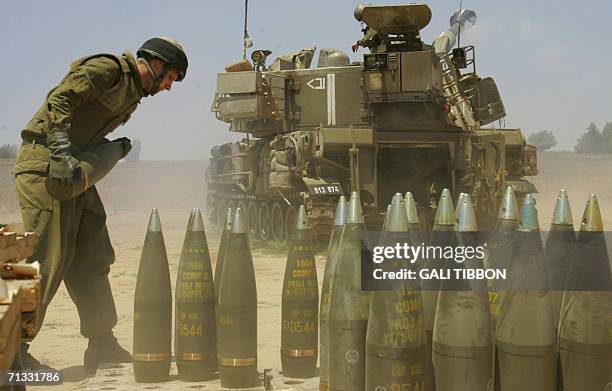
top-left (207, 4), bottom-right (538, 242)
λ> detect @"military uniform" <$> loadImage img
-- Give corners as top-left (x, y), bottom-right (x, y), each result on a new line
top-left (13, 50), bottom-right (144, 339)
top-left (357, 27), bottom-right (383, 53)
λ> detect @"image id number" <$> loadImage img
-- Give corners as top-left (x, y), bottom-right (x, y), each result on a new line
top-left (2, 370), bottom-right (63, 385)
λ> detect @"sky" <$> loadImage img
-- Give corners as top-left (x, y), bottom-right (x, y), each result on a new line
top-left (0, 0), bottom-right (610, 160)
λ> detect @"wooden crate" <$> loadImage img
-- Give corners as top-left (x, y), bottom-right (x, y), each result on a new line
top-left (5, 271), bottom-right (40, 341)
top-left (0, 230), bottom-right (37, 263)
top-left (0, 224), bottom-right (41, 341)
top-left (0, 290), bottom-right (21, 370)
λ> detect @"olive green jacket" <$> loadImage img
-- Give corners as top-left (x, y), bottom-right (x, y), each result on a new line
top-left (20, 50), bottom-right (145, 151)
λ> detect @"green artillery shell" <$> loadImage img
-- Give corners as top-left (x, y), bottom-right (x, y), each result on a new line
top-left (328, 191), bottom-right (371, 391)
top-left (214, 207), bottom-right (233, 309)
top-left (46, 141), bottom-right (124, 201)
top-left (366, 197), bottom-right (425, 391)
top-left (544, 190), bottom-right (575, 332)
top-left (496, 195), bottom-right (556, 391)
top-left (487, 186), bottom-right (519, 336)
top-left (433, 194), bottom-right (492, 391)
top-left (175, 209), bottom-right (217, 381)
top-left (379, 204), bottom-right (391, 245)
top-left (423, 189), bottom-right (455, 391)
top-left (281, 205), bottom-right (319, 378)
top-left (559, 194), bottom-right (612, 391)
top-left (404, 191), bottom-right (422, 245)
top-left (217, 208), bottom-right (259, 388)
top-left (133, 209), bottom-right (172, 383)
top-left (320, 196), bottom-right (347, 391)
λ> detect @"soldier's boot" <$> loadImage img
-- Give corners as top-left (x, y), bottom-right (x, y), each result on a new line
top-left (20, 343), bottom-right (56, 371)
top-left (83, 331), bottom-right (131, 375)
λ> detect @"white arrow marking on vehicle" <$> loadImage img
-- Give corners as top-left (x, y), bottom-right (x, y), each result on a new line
top-left (306, 77), bottom-right (326, 90)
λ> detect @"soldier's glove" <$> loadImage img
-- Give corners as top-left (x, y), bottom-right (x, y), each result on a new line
top-left (112, 137), bottom-right (132, 158)
top-left (46, 131), bottom-right (80, 186)
top-left (351, 43), bottom-right (359, 53)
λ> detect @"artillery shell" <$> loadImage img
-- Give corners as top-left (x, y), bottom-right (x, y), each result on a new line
top-left (366, 196), bottom-right (425, 391)
top-left (320, 196), bottom-right (347, 391)
top-left (214, 207), bottom-right (233, 308)
top-left (133, 209), bottom-right (172, 383)
top-left (422, 188), bottom-right (455, 391)
top-left (328, 191), bottom-right (371, 391)
top-left (433, 194), bottom-right (492, 391)
top-left (217, 208), bottom-right (259, 388)
top-left (544, 190), bottom-right (575, 332)
top-left (175, 209), bottom-right (217, 381)
top-left (496, 195), bottom-right (556, 391)
top-left (281, 205), bottom-right (319, 378)
top-left (559, 194), bottom-right (612, 391)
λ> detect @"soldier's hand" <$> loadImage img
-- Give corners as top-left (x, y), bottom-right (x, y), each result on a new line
top-left (351, 43), bottom-right (359, 53)
top-left (46, 131), bottom-right (78, 185)
top-left (113, 137), bottom-right (132, 158)
top-left (48, 155), bottom-right (79, 186)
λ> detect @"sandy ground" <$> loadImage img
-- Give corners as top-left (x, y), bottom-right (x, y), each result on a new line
top-left (0, 152), bottom-right (611, 389)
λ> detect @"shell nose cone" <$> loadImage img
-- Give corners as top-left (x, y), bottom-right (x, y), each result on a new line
top-left (454, 193), bottom-right (478, 232)
top-left (191, 208), bottom-right (205, 232)
top-left (434, 188), bottom-right (455, 226)
top-left (519, 194), bottom-right (540, 232)
top-left (497, 186), bottom-right (519, 221)
top-left (455, 193), bottom-right (466, 220)
top-left (147, 208), bottom-right (162, 232)
top-left (382, 204), bottom-right (391, 232)
top-left (551, 189), bottom-right (573, 225)
top-left (334, 196), bottom-right (348, 226)
top-left (580, 193), bottom-right (604, 232)
top-left (224, 207), bottom-right (233, 231)
top-left (392, 192), bottom-right (404, 204)
top-left (404, 192), bottom-right (420, 224)
top-left (296, 205), bottom-right (309, 231)
top-left (347, 191), bottom-right (364, 224)
top-left (387, 195), bottom-right (409, 233)
top-left (232, 207), bottom-right (247, 234)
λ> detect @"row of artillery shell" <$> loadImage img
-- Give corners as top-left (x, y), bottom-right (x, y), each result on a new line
top-left (319, 188), bottom-right (611, 391)
top-left (488, 188), bottom-right (612, 391)
top-left (132, 208), bottom-right (258, 387)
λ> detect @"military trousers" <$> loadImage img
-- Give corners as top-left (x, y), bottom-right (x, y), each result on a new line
top-left (13, 141), bottom-right (118, 339)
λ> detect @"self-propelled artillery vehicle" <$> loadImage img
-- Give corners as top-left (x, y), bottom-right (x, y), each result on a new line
top-left (207, 3), bottom-right (538, 242)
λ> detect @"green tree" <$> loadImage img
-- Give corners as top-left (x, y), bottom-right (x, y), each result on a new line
top-left (0, 144), bottom-right (17, 158)
top-left (575, 123), bottom-right (605, 153)
top-left (528, 130), bottom-right (557, 152)
top-left (599, 122), bottom-right (612, 153)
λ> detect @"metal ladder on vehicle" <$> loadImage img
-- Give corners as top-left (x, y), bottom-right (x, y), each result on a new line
top-left (440, 47), bottom-right (479, 130)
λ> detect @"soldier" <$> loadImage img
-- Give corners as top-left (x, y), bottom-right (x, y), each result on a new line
top-left (352, 26), bottom-right (383, 53)
top-left (352, 4), bottom-right (383, 53)
top-left (351, 3), bottom-right (429, 53)
top-left (13, 37), bottom-right (188, 373)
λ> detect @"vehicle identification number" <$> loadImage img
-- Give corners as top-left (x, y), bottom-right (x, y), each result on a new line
top-left (308, 183), bottom-right (343, 195)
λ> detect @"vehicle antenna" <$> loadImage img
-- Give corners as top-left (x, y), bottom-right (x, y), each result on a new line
top-left (457, 0), bottom-right (463, 48)
top-left (243, 0), bottom-right (249, 60)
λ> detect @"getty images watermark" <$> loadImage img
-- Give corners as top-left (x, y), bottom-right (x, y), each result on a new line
top-left (368, 242), bottom-right (507, 282)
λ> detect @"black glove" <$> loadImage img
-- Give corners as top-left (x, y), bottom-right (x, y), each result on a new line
top-left (113, 137), bottom-right (132, 158)
top-left (46, 131), bottom-right (79, 186)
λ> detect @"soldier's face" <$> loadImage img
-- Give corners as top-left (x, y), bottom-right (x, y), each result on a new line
top-left (158, 69), bottom-right (181, 92)
top-left (148, 59), bottom-right (181, 95)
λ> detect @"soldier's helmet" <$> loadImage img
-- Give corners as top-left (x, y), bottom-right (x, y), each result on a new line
top-left (354, 4), bottom-right (367, 21)
top-left (137, 37), bottom-right (188, 81)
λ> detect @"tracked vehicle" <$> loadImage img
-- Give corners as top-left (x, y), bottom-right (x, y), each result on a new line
top-left (207, 3), bottom-right (538, 242)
